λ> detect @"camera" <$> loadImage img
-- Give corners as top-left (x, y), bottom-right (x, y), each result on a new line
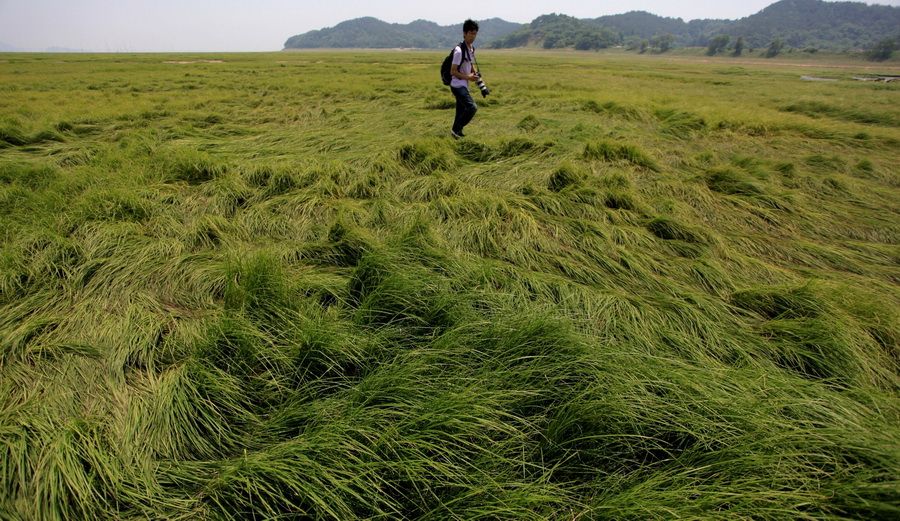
top-left (475, 72), bottom-right (490, 97)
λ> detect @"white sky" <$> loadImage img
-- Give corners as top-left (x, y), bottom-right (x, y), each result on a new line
top-left (1, 0), bottom-right (898, 52)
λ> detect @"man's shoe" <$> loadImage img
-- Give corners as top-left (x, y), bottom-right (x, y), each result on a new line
top-left (451, 129), bottom-right (463, 139)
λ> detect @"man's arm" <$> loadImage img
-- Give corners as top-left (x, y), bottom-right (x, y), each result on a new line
top-left (450, 64), bottom-right (477, 81)
top-left (450, 63), bottom-right (467, 81)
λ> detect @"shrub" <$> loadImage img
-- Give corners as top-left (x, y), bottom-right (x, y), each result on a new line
top-left (865, 37), bottom-right (896, 61)
top-left (765, 39), bottom-right (784, 58)
top-left (707, 35), bottom-right (730, 56)
top-left (733, 37), bottom-right (745, 56)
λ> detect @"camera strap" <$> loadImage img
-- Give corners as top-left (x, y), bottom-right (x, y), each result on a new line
top-left (456, 42), bottom-right (478, 76)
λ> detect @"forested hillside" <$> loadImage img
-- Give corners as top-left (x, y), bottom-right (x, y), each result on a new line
top-left (723, 0), bottom-right (900, 49)
top-left (283, 17), bottom-right (522, 49)
top-left (284, 0), bottom-right (900, 52)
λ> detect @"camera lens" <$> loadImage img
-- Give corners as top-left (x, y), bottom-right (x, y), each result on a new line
top-left (476, 79), bottom-right (489, 97)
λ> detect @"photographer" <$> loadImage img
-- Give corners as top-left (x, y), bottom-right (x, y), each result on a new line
top-left (449, 19), bottom-right (480, 139)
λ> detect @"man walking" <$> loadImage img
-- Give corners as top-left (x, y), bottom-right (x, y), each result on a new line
top-left (449, 19), bottom-right (479, 139)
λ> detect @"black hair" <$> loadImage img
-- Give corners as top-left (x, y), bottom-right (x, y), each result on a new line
top-left (463, 19), bottom-right (479, 33)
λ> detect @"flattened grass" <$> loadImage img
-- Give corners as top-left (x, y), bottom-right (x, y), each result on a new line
top-left (1, 50), bottom-right (898, 519)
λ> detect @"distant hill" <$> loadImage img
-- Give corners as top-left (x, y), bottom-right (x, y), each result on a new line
top-left (488, 14), bottom-right (620, 50)
top-left (720, 0), bottom-right (900, 49)
top-left (489, 12), bottom-right (720, 49)
top-left (283, 17), bottom-right (522, 49)
top-left (590, 11), bottom-right (729, 47)
top-left (493, 0), bottom-right (899, 51)
top-left (285, 0), bottom-right (900, 52)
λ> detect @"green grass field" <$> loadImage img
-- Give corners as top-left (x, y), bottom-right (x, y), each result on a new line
top-left (1, 49), bottom-right (899, 519)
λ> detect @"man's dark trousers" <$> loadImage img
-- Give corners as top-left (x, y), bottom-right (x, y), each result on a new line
top-left (451, 86), bottom-right (477, 135)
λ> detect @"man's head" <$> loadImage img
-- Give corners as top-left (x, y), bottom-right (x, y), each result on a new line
top-left (463, 19), bottom-right (479, 44)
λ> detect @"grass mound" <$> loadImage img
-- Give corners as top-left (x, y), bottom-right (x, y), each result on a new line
top-left (584, 100), bottom-right (645, 120)
top-left (706, 168), bottom-right (763, 196)
top-left (603, 191), bottom-right (640, 211)
top-left (517, 114), bottom-right (541, 131)
top-left (0, 121), bottom-right (65, 148)
top-left (584, 141), bottom-right (659, 171)
top-left (731, 285), bottom-right (823, 319)
top-left (547, 162), bottom-right (582, 192)
top-left (455, 140), bottom-right (495, 162)
top-left (159, 148), bottom-right (228, 185)
top-left (0, 124), bottom-right (28, 147)
top-left (0, 162), bottom-right (60, 190)
top-left (398, 140), bottom-right (456, 174)
top-left (781, 100), bottom-right (899, 127)
top-left (655, 108), bottom-right (707, 136)
top-left (646, 216), bottom-right (707, 244)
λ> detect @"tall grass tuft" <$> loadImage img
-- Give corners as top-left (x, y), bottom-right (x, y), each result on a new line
top-left (584, 100), bottom-right (645, 120)
top-left (781, 100), bottom-right (899, 127)
top-left (547, 162), bottom-right (581, 192)
top-left (706, 167), bottom-right (763, 196)
top-left (158, 148), bottom-right (228, 185)
top-left (398, 140), bottom-right (456, 174)
top-left (655, 108), bottom-right (707, 136)
top-left (0, 162), bottom-right (60, 190)
top-left (224, 250), bottom-right (294, 318)
top-left (455, 140), bottom-right (496, 162)
top-left (646, 216), bottom-right (707, 244)
top-left (584, 141), bottom-right (659, 171)
top-left (517, 114), bottom-right (541, 131)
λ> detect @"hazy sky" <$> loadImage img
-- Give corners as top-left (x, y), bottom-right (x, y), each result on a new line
top-left (1, 0), bottom-right (898, 52)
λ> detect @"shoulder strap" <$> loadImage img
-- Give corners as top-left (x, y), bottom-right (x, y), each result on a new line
top-left (458, 41), bottom-right (469, 63)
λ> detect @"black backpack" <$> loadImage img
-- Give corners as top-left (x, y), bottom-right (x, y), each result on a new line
top-left (441, 42), bottom-right (470, 86)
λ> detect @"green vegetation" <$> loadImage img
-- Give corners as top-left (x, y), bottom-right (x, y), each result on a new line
top-left (733, 36), bottom-right (746, 57)
top-left (707, 35), bottom-right (731, 56)
top-left (766, 38), bottom-right (786, 58)
top-left (283, 17), bottom-right (522, 50)
top-left (285, 1), bottom-right (900, 53)
top-left (867, 36), bottom-right (898, 62)
top-left (726, 0), bottom-right (900, 51)
top-left (1, 49), bottom-right (898, 519)
top-left (491, 14), bottom-right (620, 50)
